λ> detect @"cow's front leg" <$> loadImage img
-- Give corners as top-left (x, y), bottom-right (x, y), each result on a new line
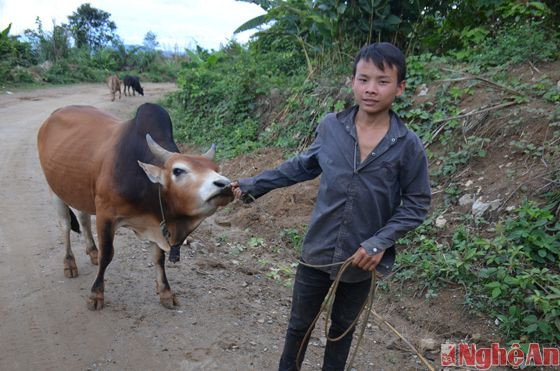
top-left (154, 244), bottom-right (179, 309)
top-left (87, 217), bottom-right (115, 310)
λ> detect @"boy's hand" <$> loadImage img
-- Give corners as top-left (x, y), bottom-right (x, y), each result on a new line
top-left (231, 181), bottom-right (242, 200)
top-left (351, 246), bottom-right (384, 272)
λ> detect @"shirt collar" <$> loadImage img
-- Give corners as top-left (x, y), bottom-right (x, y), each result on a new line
top-left (336, 105), bottom-right (408, 140)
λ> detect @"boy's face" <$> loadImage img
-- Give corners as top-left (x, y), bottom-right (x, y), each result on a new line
top-left (352, 58), bottom-right (405, 116)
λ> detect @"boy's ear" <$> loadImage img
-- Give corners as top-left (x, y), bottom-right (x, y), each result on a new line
top-left (396, 80), bottom-right (406, 97)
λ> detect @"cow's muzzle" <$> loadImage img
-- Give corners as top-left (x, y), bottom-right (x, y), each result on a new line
top-left (169, 244), bottom-right (181, 263)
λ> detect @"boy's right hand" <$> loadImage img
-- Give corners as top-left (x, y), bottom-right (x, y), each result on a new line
top-left (231, 181), bottom-right (242, 200)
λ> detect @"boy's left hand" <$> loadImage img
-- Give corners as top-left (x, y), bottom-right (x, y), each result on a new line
top-left (351, 246), bottom-right (384, 272)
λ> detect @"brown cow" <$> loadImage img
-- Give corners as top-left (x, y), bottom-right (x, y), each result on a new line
top-left (37, 103), bottom-right (233, 310)
top-left (107, 75), bottom-right (121, 101)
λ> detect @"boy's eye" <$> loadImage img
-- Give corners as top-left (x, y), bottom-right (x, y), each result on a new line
top-left (173, 168), bottom-right (186, 177)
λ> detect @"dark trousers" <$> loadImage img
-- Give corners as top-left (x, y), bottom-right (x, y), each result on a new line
top-left (278, 264), bottom-right (372, 371)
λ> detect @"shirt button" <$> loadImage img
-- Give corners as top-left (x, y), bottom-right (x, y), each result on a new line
top-left (391, 138), bottom-right (396, 143)
top-left (373, 248), bottom-right (378, 252)
top-left (371, 152), bottom-right (375, 156)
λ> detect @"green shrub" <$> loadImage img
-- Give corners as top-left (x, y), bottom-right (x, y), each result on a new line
top-left (396, 201), bottom-right (560, 343)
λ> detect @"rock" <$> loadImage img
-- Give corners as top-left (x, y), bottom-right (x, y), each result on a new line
top-left (488, 199), bottom-right (502, 211)
top-left (215, 218), bottom-right (231, 227)
top-left (435, 216), bottom-right (447, 228)
top-left (459, 194), bottom-right (475, 206)
top-left (190, 240), bottom-right (204, 250)
top-left (419, 338), bottom-right (438, 353)
top-left (464, 180), bottom-right (474, 188)
top-left (472, 198), bottom-right (501, 217)
top-left (417, 84), bottom-right (429, 96)
top-left (472, 199), bottom-right (490, 218)
top-left (505, 205), bottom-right (517, 212)
top-left (319, 336), bottom-right (327, 347)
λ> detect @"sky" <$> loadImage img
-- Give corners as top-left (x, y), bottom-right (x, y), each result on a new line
top-left (0, 0), bottom-right (266, 51)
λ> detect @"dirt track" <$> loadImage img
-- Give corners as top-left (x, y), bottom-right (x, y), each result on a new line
top-left (0, 83), bottom-right (240, 370)
top-left (0, 83), bottom-right (301, 371)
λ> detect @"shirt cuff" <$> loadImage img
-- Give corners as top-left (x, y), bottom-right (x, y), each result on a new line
top-left (360, 236), bottom-right (390, 255)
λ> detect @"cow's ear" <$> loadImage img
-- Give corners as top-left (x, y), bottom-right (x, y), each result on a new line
top-left (138, 161), bottom-right (166, 185)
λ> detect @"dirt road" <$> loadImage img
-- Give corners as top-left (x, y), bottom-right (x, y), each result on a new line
top-left (0, 83), bottom-right (309, 371)
top-left (0, 83), bottom-right (238, 370)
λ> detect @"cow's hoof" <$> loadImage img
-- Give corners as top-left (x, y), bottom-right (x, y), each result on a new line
top-left (64, 257), bottom-right (78, 278)
top-left (87, 248), bottom-right (99, 265)
top-left (87, 294), bottom-right (104, 310)
top-left (160, 292), bottom-right (179, 309)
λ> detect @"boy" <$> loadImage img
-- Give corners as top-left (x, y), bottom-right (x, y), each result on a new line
top-left (232, 42), bottom-right (431, 370)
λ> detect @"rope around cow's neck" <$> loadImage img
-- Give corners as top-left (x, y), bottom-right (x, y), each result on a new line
top-left (158, 184), bottom-right (172, 246)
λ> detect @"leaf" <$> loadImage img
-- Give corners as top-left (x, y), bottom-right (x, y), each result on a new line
top-left (384, 15), bottom-right (402, 26)
top-left (525, 323), bottom-right (538, 333)
top-left (337, 3), bottom-right (347, 15)
top-left (492, 287), bottom-right (502, 298)
top-left (234, 14), bottom-right (270, 34)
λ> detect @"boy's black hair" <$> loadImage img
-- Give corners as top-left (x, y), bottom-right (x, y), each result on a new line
top-left (352, 42), bottom-right (406, 83)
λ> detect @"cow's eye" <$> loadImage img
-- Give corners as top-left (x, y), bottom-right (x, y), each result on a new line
top-left (173, 168), bottom-right (186, 177)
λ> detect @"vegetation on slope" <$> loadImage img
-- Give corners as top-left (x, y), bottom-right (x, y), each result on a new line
top-left (164, 0), bottom-right (560, 344)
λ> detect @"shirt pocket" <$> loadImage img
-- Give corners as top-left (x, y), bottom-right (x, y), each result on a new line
top-left (362, 161), bottom-right (398, 186)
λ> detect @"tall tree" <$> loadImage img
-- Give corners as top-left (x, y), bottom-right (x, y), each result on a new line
top-left (143, 31), bottom-right (159, 50)
top-left (67, 3), bottom-right (117, 50)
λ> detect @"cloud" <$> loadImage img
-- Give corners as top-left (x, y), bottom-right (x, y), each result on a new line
top-left (0, 0), bottom-right (265, 50)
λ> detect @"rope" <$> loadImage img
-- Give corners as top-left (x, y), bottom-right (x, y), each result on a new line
top-left (295, 258), bottom-right (375, 371)
top-left (242, 192), bottom-right (435, 370)
top-left (158, 185), bottom-right (172, 247)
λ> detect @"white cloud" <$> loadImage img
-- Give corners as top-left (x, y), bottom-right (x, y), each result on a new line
top-left (0, 0), bottom-right (265, 50)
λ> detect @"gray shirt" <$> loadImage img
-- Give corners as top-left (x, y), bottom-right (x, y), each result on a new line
top-left (238, 106), bottom-right (431, 282)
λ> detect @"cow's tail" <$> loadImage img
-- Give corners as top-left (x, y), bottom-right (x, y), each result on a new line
top-left (69, 209), bottom-right (81, 234)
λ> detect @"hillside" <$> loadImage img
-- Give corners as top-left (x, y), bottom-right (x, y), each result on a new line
top-left (184, 59), bottom-right (560, 366)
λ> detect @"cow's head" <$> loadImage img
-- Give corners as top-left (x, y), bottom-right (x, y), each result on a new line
top-left (138, 134), bottom-right (233, 217)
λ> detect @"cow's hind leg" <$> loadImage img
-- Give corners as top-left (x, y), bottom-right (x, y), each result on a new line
top-left (51, 193), bottom-right (79, 278)
top-left (153, 245), bottom-right (179, 309)
top-left (87, 216), bottom-right (115, 310)
top-left (77, 211), bottom-right (98, 265)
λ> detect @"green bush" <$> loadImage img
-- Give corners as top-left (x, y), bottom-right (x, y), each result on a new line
top-left (396, 201), bottom-right (560, 343)
top-left (452, 22), bottom-right (559, 68)
top-left (165, 41), bottom-right (309, 158)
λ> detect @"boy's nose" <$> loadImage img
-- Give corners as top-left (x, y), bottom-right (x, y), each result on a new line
top-left (365, 83), bottom-right (378, 94)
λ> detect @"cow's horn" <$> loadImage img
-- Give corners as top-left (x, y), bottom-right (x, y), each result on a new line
top-left (146, 134), bottom-right (173, 163)
top-left (203, 144), bottom-right (216, 160)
